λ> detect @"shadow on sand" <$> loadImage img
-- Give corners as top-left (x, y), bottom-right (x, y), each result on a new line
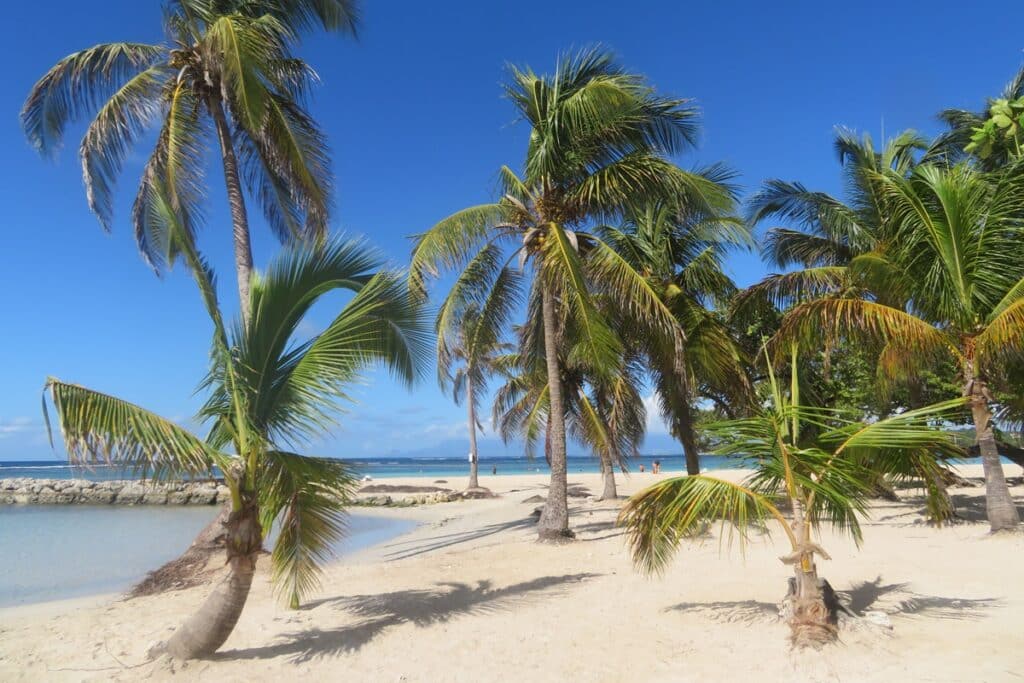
top-left (218, 573), bottom-right (600, 663)
top-left (665, 575), bottom-right (998, 624)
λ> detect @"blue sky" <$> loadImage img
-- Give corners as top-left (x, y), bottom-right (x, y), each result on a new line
top-left (2, 0), bottom-right (1023, 461)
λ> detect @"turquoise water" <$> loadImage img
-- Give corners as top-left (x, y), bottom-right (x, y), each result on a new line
top-left (0, 454), bottom-right (745, 481)
top-left (0, 506), bottom-right (415, 607)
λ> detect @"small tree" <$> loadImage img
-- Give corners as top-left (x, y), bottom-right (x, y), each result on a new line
top-left (44, 234), bottom-right (427, 659)
top-left (619, 348), bottom-right (964, 648)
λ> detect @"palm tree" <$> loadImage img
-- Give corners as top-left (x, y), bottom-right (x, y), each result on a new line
top-left (410, 47), bottom-right (732, 540)
top-left (493, 344), bottom-right (645, 501)
top-left (778, 162), bottom-right (1024, 532)
top-left (438, 303), bottom-right (516, 490)
top-left (43, 233), bottom-right (427, 659)
top-left (600, 196), bottom-right (751, 475)
top-left (22, 0), bottom-right (359, 325)
top-left (619, 351), bottom-right (965, 648)
top-left (743, 129), bottom-right (927, 311)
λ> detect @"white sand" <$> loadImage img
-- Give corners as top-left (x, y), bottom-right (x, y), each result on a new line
top-left (1, 464), bottom-right (1022, 682)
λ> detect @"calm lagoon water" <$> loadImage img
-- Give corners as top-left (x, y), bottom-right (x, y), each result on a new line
top-left (0, 506), bottom-right (415, 607)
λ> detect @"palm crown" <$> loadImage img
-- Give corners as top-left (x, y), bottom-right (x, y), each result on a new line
top-left (22, 0), bottom-right (357, 300)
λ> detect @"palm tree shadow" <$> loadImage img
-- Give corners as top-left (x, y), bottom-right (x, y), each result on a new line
top-left (664, 577), bottom-right (998, 625)
top-left (218, 573), bottom-right (600, 663)
top-left (379, 505), bottom-right (590, 561)
top-left (840, 576), bottom-right (1000, 619)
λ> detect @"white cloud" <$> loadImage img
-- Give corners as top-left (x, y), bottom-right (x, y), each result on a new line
top-left (0, 417), bottom-right (35, 440)
top-left (642, 393), bottom-right (670, 436)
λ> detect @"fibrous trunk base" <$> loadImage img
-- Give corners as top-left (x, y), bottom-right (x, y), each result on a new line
top-left (782, 576), bottom-right (839, 649)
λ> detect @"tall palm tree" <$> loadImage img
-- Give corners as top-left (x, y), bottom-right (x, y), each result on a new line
top-left (438, 303), bottom-right (516, 490)
top-left (22, 0), bottom-right (359, 325)
top-left (600, 196), bottom-right (751, 475)
top-left (43, 232), bottom-right (428, 659)
top-left (410, 48), bottom-right (732, 540)
top-left (619, 351), bottom-right (965, 648)
top-left (778, 162), bottom-right (1024, 532)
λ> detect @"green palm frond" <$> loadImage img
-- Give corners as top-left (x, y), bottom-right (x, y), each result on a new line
top-left (776, 298), bottom-right (954, 361)
top-left (409, 204), bottom-right (519, 299)
top-left (618, 475), bottom-right (786, 575)
top-left (44, 379), bottom-right (225, 480)
top-left (259, 451), bottom-right (357, 608)
top-left (237, 94), bottom-right (333, 242)
top-left (541, 225), bottom-right (621, 372)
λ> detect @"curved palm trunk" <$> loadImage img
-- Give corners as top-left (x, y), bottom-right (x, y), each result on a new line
top-left (597, 449), bottom-right (617, 500)
top-left (537, 288), bottom-right (572, 541)
top-left (466, 376), bottom-right (480, 490)
top-left (161, 502), bottom-right (263, 660)
top-left (160, 93), bottom-right (257, 586)
top-left (676, 402), bottom-right (701, 476)
top-left (209, 95), bottom-right (255, 327)
top-left (964, 354), bottom-right (1020, 532)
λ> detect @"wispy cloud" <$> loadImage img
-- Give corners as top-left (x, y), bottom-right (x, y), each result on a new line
top-left (643, 393), bottom-right (670, 435)
top-left (0, 417), bottom-right (35, 439)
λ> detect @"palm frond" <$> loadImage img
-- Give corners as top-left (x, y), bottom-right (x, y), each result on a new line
top-left (44, 378), bottom-right (224, 480)
top-left (260, 451), bottom-right (357, 608)
top-left (618, 475), bottom-right (785, 575)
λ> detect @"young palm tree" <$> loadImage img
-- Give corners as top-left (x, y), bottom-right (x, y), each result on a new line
top-left (619, 352), bottom-right (965, 648)
top-left (437, 303), bottom-right (516, 490)
top-left (600, 197), bottom-right (751, 474)
top-left (22, 0), bottom-right (359, 324)
top-left (778, 162), bottom-right (1024, 532)
top-left (43, 233), bottom-right (427, 659)
top-left (410, 47), bottom-right (732, 540)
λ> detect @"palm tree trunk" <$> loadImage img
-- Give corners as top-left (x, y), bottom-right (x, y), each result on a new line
top-left (160, 502), bottom-right (263, 659)
top-left (780, 499), bottom-right (837, 648)
top-left (209, 95), bottom-right (254, 327)
top-left (964, 355), bottom-right (1020, 532)
top-left (677, 402), bottom-right (701, 476)
top-left (466, 376), bottom-right (480, 490)
top-left (537, 288), bottom-right (572, 541)
top-left (597, 448), bottom-right (617, 500)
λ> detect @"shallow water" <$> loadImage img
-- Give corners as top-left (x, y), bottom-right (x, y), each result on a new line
top-left (0, 506), bottom-right (415, 607)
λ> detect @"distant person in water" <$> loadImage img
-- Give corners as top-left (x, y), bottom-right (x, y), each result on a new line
top-left (652, 460), bottom-right (661, 474)
top-left (492, 465), bottom-right (497, 475)
top-left (638, 464), bottom-right (645, 473)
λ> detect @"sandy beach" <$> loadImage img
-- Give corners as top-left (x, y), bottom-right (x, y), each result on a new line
top-left (1, 464), bottom-right (1022, 682)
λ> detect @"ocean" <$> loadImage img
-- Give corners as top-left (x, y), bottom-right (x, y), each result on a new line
top-left (0, 454), bottom-right (742, 482)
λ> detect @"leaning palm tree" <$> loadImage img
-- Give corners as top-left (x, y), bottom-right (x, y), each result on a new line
top-left (411, 47), bottom-right (732, 540)
top-left (600, 197), bottom-right (751, 474)
top-left (22, 0), bottom-right (358, 324)
top-left (619, 351), bottom-right (965, 648)
top-left (778, 162), bottom-right (1024, 532)
top-left (438, 303), bottom-right (516, 490)
top-left (43, 233), bottom-right (427, 659)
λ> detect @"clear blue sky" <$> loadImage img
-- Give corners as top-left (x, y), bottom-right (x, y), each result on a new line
top-left (2, 0), bottom-right (1022, 461)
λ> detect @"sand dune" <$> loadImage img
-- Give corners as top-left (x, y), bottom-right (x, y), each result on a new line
top-left (1, 465), bottom-right (1022, 682)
